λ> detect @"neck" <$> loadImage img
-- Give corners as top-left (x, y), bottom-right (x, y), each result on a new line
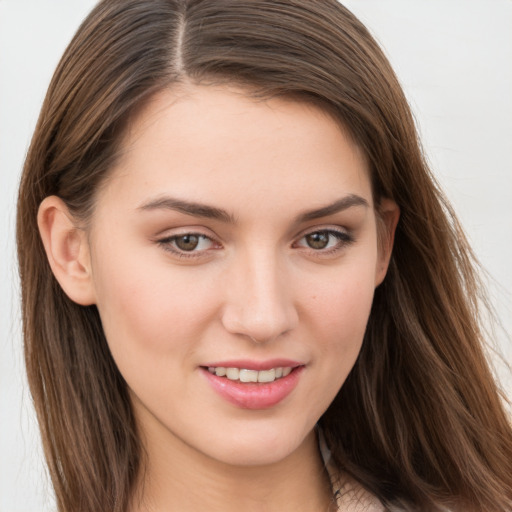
top-left (129, 414), bottom-right (333, 512)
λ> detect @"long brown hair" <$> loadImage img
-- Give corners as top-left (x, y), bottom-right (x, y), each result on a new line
top-left (16, 1), bottom-right (512, 511)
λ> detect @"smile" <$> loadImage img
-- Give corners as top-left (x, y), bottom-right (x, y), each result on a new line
top-left (202, 364), bottom-right (304, 409)
top-left (207, 366), bottom-right (293, 383)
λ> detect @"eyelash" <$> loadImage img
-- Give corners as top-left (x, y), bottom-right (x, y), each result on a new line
top-left (156, 228), bottom-right (354, 259)
top-left (293, 229), bottom-right (355, 255)
top-left (157, 233), bottom-right (219, 259)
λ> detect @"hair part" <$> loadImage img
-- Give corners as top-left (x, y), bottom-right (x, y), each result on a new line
top-left (17, 1), bottom-right (512, 511)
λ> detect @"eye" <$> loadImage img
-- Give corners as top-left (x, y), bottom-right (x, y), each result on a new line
top-left (157, 233), bottom-right (218, 256)
top-left (294, 229), bottom-right (354, 252)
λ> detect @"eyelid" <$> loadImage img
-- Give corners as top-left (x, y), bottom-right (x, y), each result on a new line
top-left (155, 229), bottom-right (222, 259)
top-left (292, 226), bottom-right (355, 254)
top-left (154, 225), bottom-right (354, 259)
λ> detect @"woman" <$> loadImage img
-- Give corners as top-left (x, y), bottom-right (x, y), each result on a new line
top-left (16, 1), bottom-right (512, 511)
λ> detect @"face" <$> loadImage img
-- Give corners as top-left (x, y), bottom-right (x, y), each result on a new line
top-left (86, 85), bottom-right (394, 467)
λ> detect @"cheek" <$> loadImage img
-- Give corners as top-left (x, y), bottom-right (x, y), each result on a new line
top-left (90, 244), bottom-right (220, 370)
top-left (310, 277), bottom-right (374, 359)
top-left (300, 255), bottom-right (377, 393)
top-left (306, 250), bottom-right (377, 337)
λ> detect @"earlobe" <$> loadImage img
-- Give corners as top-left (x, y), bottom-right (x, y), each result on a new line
top-left (375, 198), bottom-right (400, 287)
top-left (37, 196), bottom-right (96, 305)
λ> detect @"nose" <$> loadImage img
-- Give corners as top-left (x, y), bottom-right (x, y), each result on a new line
top-left (221, 248), bottom-right (298, 343)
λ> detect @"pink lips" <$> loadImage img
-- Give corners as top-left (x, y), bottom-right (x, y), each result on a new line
top-left (201, 360), bottom-right (304, 410)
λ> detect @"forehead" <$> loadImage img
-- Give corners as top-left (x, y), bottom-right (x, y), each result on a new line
top-left (99, 84), bottom-right (373, 219)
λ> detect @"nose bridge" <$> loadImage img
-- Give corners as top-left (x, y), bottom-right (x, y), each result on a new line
top-left (222, 244), bottom-right (297, 343)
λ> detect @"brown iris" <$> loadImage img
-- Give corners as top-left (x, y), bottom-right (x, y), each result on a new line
top-left (305, 231), bottom-right (329, 249)
top-left (175, 234), bottom-right (200, 251)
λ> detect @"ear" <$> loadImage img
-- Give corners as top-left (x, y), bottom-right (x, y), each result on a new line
top-left (37, 196), bottom-right (96, 305)
top-left (374, 198), bottom-right (400, 287)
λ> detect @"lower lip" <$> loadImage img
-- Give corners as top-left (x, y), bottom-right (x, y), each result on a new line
top-left (201, 367), bottom-right (304, 410)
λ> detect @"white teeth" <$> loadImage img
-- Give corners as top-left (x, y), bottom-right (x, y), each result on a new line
top-left (239, 369), bottom-right (258, 382)
top-left (226, 367), bottom-right (240, 380)
top-left (207, 366), bottom-right (294, 382)
top-left (257, 369), bottom-right (276, 383)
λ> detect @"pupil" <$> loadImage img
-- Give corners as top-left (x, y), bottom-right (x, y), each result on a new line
top-left (176, 235), bottom-right (199, 251)
top-left (306, 232), bottom-right (329, 249)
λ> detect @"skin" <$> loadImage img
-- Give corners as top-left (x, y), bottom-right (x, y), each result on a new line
top-left (38, 85), bottom-right (399, 512)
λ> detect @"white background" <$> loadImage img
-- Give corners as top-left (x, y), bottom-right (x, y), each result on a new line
top-left (1, 1), bottom-right (511, 511)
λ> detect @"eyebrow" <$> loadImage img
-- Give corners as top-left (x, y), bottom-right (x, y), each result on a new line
top-left (138, 196), bottom-right (235, 223)
top-left (295, 194), bottom-right (369, 222)
top-left (137, 193), bottom-right (368, 224)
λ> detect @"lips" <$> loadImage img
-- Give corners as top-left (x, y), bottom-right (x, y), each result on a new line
top-left (201, 360), bottom-right (304, 410)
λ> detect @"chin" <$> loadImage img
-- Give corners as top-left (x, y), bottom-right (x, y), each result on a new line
top-left (201, 421), bottom-right (314, 467)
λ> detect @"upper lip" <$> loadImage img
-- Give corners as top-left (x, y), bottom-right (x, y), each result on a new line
top-left (201, 359), bottom-right (304, 371)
